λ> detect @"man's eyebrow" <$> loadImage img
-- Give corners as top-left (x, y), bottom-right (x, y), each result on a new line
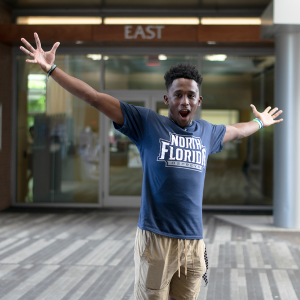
top-left (173, 90), bottom-right (197, 94)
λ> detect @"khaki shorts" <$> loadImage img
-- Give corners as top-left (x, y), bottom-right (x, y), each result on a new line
top-left (134, 227), bottom-right (206, 300)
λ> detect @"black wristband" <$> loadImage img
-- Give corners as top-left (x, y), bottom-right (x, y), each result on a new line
top-left (46, 64), bottom-right (57, 82)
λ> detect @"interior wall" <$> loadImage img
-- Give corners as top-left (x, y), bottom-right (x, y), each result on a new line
top-left (0, 3), bottom-right (12, 210)
top-left (0, 2), bottom-right (11, 23)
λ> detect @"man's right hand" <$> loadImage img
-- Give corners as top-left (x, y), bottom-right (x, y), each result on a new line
top-left (20, 32), bottom-right (124, 125)
top-left (20, 32), bottom-right (60, 73)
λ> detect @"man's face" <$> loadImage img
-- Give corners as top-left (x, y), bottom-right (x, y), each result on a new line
top-left (164, 78), bottom-right (202, 128)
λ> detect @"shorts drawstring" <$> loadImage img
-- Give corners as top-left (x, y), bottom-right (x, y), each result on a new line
top-left (178, 239), bottom-right (180, 280)
top-left (185, 240), bottom-right (187, 279)
top-left (178, 239), bottom-right (189, 280)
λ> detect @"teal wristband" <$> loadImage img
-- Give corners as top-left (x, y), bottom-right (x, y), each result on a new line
top-left (46, 64), bottom-right (56, 82)
top-left (253, 118), bottom-right (263, 129)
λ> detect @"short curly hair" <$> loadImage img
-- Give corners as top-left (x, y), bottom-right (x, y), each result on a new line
top-left (164, 63), bottom-right (203, 90)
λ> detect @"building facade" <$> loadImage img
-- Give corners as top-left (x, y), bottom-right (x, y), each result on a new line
top-left (0, 0), bottom-right (277, 211)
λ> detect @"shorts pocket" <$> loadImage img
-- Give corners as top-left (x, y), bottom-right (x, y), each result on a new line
top-left (135, 228), bottom-right (149, 257)
top-left (139, 234), bottom-right (169, 290)
top-left (134, 229), bottom-right (150, 286)
top-left (193, 240), bottom-right (206, 278)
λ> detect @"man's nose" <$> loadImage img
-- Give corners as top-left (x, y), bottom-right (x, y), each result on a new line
top-left (181, 95), bottom-right (189, 105)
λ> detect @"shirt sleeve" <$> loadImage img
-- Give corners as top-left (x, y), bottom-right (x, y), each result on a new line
top-left (113, 101), bottom-right (149, 145)
top-left (209, 124), bottom-right (226, 155)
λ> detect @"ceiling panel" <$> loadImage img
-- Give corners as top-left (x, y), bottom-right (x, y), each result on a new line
top-left (2, 0), bottom-right (102, 9)
top-left (201, 0), bottom-right (270, 8)
top-left (104, 0), bottom-right (199, 8)
top-left (2, 0), bottom-right (271, 10)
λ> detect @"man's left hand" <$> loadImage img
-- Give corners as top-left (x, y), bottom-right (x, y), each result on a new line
top-left (250, 104), bottom-right (283, 127)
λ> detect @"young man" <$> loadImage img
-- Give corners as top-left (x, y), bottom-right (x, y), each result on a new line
top-left (20, 33), bottom-right (283, 300)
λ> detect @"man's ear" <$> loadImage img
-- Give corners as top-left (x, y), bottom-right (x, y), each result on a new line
top-left (164, 94), bottom-right (169, 105)
top-left (198, 96), bottom-right (203, 107)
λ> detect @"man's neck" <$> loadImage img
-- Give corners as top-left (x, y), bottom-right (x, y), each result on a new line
top-left (169, 117), bottom-right (193, 128)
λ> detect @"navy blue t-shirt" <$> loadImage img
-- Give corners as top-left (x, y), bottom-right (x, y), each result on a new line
top-left (114, 101), bottom-right (226, 239)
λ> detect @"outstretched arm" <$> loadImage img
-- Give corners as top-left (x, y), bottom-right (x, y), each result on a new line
top-left (20, 32), bottom-right (124, 125)
top-left (223, 104), bottom-right (283, 143)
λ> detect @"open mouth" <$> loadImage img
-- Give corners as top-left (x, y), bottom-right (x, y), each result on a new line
top-left (179, 110), bottom-right (190, 119)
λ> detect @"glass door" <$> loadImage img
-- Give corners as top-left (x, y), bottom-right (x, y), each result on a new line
top-left (200, 55), bottom-right (275, 206)
top-left (103, 92), bottom-right (151, 207)
top-left (16, 54), bottom-right (101, 204)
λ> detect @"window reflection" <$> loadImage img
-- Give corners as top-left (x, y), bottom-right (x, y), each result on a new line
top-left (202, 56), bottom-right (275, 206)
top-left (17, 55), bottom-right (100, 203)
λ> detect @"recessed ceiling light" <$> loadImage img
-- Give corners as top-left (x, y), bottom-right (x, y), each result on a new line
top-left (17, 16), bottom-right (102, 25)
top-left (87, 54), bottom-right (102, 60)
top-left (104, 17), bottom-right (199, 25)
top-left (158, 54), bottom-right (167, 61)
top-left (204, 54), bottom-right (227, 61)
top-left (201, 18), bottom-right (261, 25)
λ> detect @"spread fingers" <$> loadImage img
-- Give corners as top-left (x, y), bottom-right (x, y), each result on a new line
top-left (264, 106), bottom-right (272, 113)
top-left (272, 110), bottom-right (283, 119)
top-left (20, 46), bottom-right (34, 57)
top-left (269, 107), bottom-right (278, 115)
top-left (26, 59), bottom-right (37, 64)
top-left (21, 38), bottom-right (35, 52)
top-left (274, 118), bottom-right (283, 123)
top-left (34, 32), bottom-right (42, 49)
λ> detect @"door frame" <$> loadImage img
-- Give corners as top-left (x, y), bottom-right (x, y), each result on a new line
top-left (101, 90), bottom-right (165, 207)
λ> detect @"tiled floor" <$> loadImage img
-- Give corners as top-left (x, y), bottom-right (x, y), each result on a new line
top-left (0, 210), bottom-right (299, 300)
top-left (214, 215), bottom-right (300, 232)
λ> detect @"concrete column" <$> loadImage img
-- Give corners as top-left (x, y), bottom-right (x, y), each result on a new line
top-left (274, 31), bottom-right (300, 228)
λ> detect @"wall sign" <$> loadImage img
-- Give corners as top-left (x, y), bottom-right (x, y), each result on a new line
top-left (124, 25), bottom-right (165, 39)
top-left (0, 24), bottom-right (265, 43)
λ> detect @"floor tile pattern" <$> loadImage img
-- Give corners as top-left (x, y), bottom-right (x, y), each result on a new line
top-left (0, 211), bottom-right (299, 300)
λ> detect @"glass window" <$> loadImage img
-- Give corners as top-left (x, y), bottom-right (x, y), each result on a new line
top-left (17, 54), bottom-right (101, 203)
top-left (202, 55), bottom-right (275, 206)
top-left (16, 51), bottom-right (275, 208)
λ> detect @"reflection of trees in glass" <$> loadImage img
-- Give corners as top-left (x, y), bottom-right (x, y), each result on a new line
top-left (27, 74), bottom-right (47, 113)
top-left (28, 95), bottom-right (46, 113)
top-left (28, 80), bottom-right (46, 89)
top-left (27, 116), bottom-right (34, 130)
